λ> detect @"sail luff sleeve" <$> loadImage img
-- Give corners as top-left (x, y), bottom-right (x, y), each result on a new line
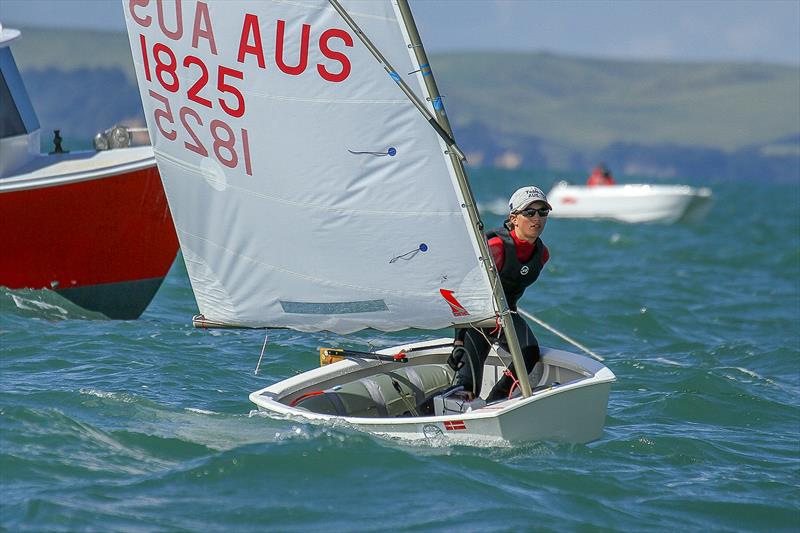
top-left (392, 0), bottom-right (532, 397)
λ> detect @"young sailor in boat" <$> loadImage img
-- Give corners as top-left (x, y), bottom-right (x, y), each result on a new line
top-left (448, 186), bottom-right (552, 403)
top-left (586, 164), bottom-right (616, 186)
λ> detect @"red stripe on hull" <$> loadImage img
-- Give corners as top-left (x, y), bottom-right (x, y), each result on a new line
top-left (0, 166), bottom-right (178, 291)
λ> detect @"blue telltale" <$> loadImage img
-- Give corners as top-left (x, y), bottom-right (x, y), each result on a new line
top-left (389, 243), bottom-right (429, 263)
top-left (348, 147), bottom-right (398, 157)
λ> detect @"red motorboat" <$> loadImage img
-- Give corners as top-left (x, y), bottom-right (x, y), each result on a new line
top-left (0, 24), bottom-right (178, 319)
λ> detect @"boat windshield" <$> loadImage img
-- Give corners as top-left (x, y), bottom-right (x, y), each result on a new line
top-left (0, 47), bottom-right (39, 140)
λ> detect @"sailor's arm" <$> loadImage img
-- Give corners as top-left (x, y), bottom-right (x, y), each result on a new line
top-left (488, 236), bottom-right (504, 271)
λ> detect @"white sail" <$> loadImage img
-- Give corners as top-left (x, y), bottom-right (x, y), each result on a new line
top-left (123, 0), bottom-right (495, 332)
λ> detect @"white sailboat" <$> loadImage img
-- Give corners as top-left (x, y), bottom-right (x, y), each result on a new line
top-left (124, 0), bottom-right (614, 445)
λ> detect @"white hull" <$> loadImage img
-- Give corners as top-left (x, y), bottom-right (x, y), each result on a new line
top-left (250, 338), bottom-right (615, 446)
top-left (547, 182), bottom-right (713, 223)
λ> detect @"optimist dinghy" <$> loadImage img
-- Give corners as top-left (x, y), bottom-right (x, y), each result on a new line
top-left (124, 0), bottom-right (614, 445)
top-left (548, 181), bottom-right (713, 223)
top-left (247, 338), bottom-right (615, 445)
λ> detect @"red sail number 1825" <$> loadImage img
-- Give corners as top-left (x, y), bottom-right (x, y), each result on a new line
top-left (139, 34), bottom-right (253, 176)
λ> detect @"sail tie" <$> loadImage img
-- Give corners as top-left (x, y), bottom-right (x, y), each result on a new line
top-left (389, 243), bottom-right (428, 263)
top-left (347, 147), bottom-right (397, 157)
top-left (408, 62), bottom-right (432, 77)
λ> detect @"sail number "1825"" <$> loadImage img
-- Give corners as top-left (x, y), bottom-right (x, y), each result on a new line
top-left (139, 34), bottom-right (253, 176)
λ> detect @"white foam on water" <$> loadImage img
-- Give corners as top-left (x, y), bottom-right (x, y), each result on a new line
top-left (651, 357), bottom-right (687, 367)
top-left (79, 388), bottom-right (137, 403)
top-left (185, 407), bottom-right (218, 415)
top-left (11, 294), bottom-right (68, 315)
top-left (719, 366), bottom-right (781, 388)
top-left (734, 367), bottom-right (762, 379)
top-left (80, 388), bottom-right (116, 399)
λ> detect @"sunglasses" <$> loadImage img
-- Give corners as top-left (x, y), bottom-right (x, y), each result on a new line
top-left (516, 207), bottom-right (550, 218)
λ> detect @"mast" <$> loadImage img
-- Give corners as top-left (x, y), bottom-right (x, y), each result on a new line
top-left (327, 0), bottom-right (532, 398)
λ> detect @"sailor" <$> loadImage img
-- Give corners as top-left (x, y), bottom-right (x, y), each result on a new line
top-left (448, 186), bottom-right (551, 402)
top-left (587, 164), bottom-right (616, 186)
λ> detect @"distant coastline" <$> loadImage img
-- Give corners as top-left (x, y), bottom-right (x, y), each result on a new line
top-left (10, 26), bottom-right (799, 182)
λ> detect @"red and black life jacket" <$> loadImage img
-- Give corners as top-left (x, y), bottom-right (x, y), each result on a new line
top-left (485, 226), bottom-right (546, 309)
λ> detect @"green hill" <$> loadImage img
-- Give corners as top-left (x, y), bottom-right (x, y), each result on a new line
top-left (10, 28), bottom-right (137, 81)
top-left (436, 52), bottom-right (799, 153)
top-left (6, 26), bottom-right (799, 181)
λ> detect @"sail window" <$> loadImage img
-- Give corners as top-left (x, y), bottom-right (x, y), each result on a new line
top-left (280, 300), bottom-right (388, 315)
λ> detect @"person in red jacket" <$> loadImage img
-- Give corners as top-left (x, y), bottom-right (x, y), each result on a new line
top-left (587, 164), bottom-right (616, 186)
top-left (447, 186), bottom-right (551, 403)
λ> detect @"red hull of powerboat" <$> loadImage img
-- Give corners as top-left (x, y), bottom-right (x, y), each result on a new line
top-left (1, 24), bottom-right (179, 319)
top-left (0, 165), bottom-right (179, 319)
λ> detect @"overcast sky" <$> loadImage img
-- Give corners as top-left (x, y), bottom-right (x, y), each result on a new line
top-left (2, 0), bottom-right (799, 65)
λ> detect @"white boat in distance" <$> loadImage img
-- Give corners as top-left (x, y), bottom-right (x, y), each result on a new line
top-left (547, 181), bottom-right (713, 224)
top-left (124, 0), bottom-right (614, 445)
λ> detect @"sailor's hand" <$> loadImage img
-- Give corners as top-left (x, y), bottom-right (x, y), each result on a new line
top-left (447, 345), bottom-right (467, 371)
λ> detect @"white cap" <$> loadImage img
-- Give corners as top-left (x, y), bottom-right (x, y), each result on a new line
top-left (508, 186), bottom-right (551, 213)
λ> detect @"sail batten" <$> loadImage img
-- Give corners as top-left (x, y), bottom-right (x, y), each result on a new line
top-left (124, 0), bottom-right (496, 333)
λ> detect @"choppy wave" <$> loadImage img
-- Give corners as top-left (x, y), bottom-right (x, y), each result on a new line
top-left (0, 287), bottom-right (107, 321)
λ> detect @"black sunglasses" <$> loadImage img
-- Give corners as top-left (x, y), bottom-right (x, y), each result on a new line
top-left (516, 207), bottom-right (550, 218)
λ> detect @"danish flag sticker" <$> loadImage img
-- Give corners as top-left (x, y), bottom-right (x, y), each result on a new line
top-left (444, 420), bottom-right (467, 431)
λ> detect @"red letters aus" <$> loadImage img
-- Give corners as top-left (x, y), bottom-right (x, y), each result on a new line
top-left (275, 21), bottom-right (310, 76)
top-left (317, 28), bottom-right (353, 83)
top-left (238, 14), bottom-right (266, 68)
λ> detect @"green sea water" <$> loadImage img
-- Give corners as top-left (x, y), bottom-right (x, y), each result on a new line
top-left (1, 171), bottom-right (799, 531)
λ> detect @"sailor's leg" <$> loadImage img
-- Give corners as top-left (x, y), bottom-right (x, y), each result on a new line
top-left (452, 327), bottom-right (491, 397)
top-left (486, 313), bottom-right (541, 402)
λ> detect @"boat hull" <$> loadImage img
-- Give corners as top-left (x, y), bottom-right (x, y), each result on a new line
top-left (0, 156), bottom-right (179, 319)
top-left (249, 338), bottom-right (615, 446)
top-left (547, 182), bottom-right (713, 223)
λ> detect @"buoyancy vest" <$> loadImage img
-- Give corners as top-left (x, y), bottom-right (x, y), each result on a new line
top-left (485, 226), bottom-right (546, 309)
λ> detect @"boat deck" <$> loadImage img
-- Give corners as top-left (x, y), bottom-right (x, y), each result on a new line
top-left (0, 146), bottom-right (156, 192)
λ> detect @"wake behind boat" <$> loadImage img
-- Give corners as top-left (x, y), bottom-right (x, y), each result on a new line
top-left (547, 181), bottom-right (713, 223)
top-left (124, 0), bottom-right (614, 445)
